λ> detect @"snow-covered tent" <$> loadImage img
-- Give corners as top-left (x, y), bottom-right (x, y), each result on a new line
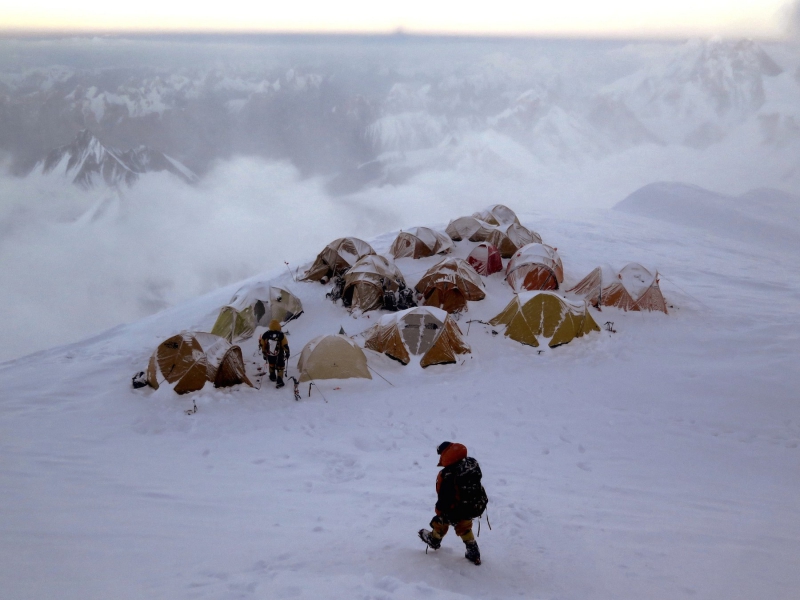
top-left (485, 223), bottom-right (542, 258)
top-left (415, 257), bottom-right (486, 313)
top-left (569, 263), bottom-right (668, 313)
top-left (505, 243), bottom-right (564, 292)
top-left (296, 335), bottom-right (372, 382)
top-left (211, 283), bottom-right (303, 343)
top-left (467, 243), bottom-right (503, 276)
top-left (145, 332), bottom-right (253, 394)
top-left (471, 204), bottom-right (520, 226)
top-left (342, 255), bottom-right (407, 312)
top-left (389, 227), bottom-right (454, 259)
top-left (490, 291), bottom-right (600, 348)
top-left (364, 306), bottom-right (471, 367)
top-left (445, 216), bottom-right (495, 242)
top-left (300, 237), bottom-right (376, 282)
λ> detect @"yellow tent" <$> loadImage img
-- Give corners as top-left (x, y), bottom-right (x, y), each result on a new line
top-left (490, 291), bottom-right (600, 348)
top-left (296, 334), bottom-right (372, 382)
top-left (210, 283), bottom-right (303, 343)
top-left (364, 306), bottom-right (470, 367)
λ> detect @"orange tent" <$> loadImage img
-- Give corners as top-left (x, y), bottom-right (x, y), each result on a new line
top-left (364, 306), bottom-right (470, 367)
top-left (390, 227), bottom-right (453, 259)
top-left (415, 258), bottom-right (485, 313)
top-left (505, 243), bottom-right (564, 292)
top-left (569, 263), bottom-right (667, 313)
top-left (485, 223), bottom-right (542, 258)
top-left (300, 237), bottom-right (375, 282)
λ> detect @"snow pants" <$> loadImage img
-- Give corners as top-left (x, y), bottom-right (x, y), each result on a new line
top-left (430, 515), bottom-right (475, 544)
top-left (267, 354), bottom-right (286, 379)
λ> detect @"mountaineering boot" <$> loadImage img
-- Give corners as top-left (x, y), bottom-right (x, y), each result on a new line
top-left (418, 529), bottom-right (441, 550)
top-left (464, 541), bottom-right (481, 565)
top-left (269, 371), bottom-right (277, 382)
top-left (276, 376), bottom-right (285, 389)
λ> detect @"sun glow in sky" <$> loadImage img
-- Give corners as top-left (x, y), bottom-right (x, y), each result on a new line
top-left (0, 0), bottom-right (793, 38)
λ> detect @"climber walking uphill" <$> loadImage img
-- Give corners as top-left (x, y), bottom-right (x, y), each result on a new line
top-left (418, 441), bottom-right (488, 565)
top-left (259, 320), bottom-right (290, 389)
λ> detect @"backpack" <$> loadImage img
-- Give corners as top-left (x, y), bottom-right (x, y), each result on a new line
top-left (260, 331), bottom-right (284, 358)
top-left (454, 457), bottom-right (489, 520)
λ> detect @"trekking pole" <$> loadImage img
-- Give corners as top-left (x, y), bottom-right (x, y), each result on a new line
top-left (284, 261), bottom-right (296, 282)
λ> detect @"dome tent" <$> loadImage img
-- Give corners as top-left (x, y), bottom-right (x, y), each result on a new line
top-left (569, 263), bottom-right (668, 313)
top-left (505, 243), bottom-right (564, 292)
top-left (467, 243), bottom-right (503, 276)
top-left (471, 204), bottom-right (520, 226)
top-left (342, 255), bottom-right (407, 312)
top-left (490, 291), bottom-right (600, 348)
top-left (300, 237), bottom-right (375, 282)
top-left (485, 223), bottom-right (542, 258)
top-left (145, 332), bottom-right (253, 394)
top-left (296, 334), bottom-right (372, 382)
top-left (415, 257), bottom-right (485, 313)
top-left (364, 306), bottom-right (471, 367)
top-left (389, 227), bottom-right (454, 259)
top-left (210, 283), bottom-right (303, 343)
top-left (445, 216), bottom-right (495, 242)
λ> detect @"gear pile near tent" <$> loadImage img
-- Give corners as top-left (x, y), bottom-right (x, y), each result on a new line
top-left (211, 283), bottom-right (303, 343)
top-left (569, 263), bottom-right (668, 313)
top-left (505, 243), bottom-right (564, 292)
top-left (415, 257), bottom-right (486, 313)
top-left (301, 237), bottom-right (376, 282)
top-left (342, 255), bottom-right (407, 312)
top-left (364, 306), bottom-right (471, 367)
top-left (490, 291), bottom-right (601, 348)
top-left (467, 243), bottom-right (503, 276)
top-left (390, 227), bottom-right (454, 259)
top-left (145, 332), bottom-right (253, 394)
top-left (297, 334), bottom-right (372, 382)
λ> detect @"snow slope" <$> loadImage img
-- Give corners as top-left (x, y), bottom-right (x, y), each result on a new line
top-left (1, 206), bottom-right (799, 599)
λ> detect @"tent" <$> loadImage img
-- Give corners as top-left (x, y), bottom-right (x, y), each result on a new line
top-left (364, 306), bottom-right (471, 367)
top-left (342, 254), bottom-right (407, 312)
top-left (300, 237), bottom-right (375, 282)
top-left (471, 204), bottom-right (520, 226)
top-left (210, 283), bottom-right (303, 343)
top-left (485, 223), bottom-right (542, 258)
top-left (490, 291), bottom-right (600, 348)
top-left (296, 334), bottom-right (372, 382)
top-left (145, 332), bottom-right (253, 394)
top-left (505, 243), bottom-right (564, 292)
top-left (389, 227), bottom-right (454, 259)
top-left (415, 257), bottom-right (486, 313)
top-left (467, 243), bottom-right (503, 276)
top-left (569, 263), bottom-right (668, 313)
top-left (445, 216), bottom-right (495, 242)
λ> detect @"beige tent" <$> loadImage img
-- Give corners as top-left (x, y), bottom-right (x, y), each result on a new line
top-left (343, 255), bottom-right (407, 312)
top-left (490, 291), bottom-right (600, 348)
top-left (472, 204), bottom-right (520, 226)
top-left (389, 227), bottom-right (454, 259)
top-left (210, 283), bottom-right (303, 343)
top-left (301, 237), bottom-right (375, 282)
top-left (146, 332), bottom-right (253, 394)
top-left (569, 263), bottom-right (668, 313)
top-left (415, 257), bottom-right (485, 313)
top-left (505, 243), bottom-right (564, 292)
top-left (296, 334), bottom-right (372, 382)
top-left (445, 216), bottom-right (495, 242)
top-left (485, 223), bottom-right (542, 258)
top-left (364, 306), bottom-right (471, 367)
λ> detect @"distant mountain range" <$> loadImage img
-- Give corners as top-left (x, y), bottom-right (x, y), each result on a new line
top-left (34, 129), bottom-right (197, 189)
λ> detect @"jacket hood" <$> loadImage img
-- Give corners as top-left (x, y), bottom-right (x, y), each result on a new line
top-left (437, 442), bottom-right (467, 467)
top-left (268, 319), bottom-right (281, 331)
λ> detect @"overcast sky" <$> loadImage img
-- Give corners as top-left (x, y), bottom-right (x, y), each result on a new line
top-left (0, 1), bottom-right (795, 38)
